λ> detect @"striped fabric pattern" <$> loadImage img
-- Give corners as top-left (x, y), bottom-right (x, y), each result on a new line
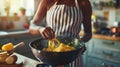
top-left (46, 0), bottom-right (83, 67)
top-left (46, 0), bottom-right (82, 38)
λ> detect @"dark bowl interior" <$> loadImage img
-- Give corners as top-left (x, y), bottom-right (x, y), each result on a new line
top-left (29, 37), bottom-right (83, 66)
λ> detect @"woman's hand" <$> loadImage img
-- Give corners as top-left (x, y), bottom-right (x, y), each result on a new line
top-left (40, 27), bottom-right (55, 40)
top-left (29, 28), bottom-right (40, 35)
top-left (29, 21), bottom-right (55, 39)
top-left (28, 25), bottom-right (40, 35)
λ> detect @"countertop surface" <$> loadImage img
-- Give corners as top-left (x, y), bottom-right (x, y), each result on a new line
top-left (15, 53), bottom-right (41, 67)
top-left (0, 29), bottom-right (29, 37)
top-left (0, 29), bottom-right (120, 42)
top-left (92, 34), bottom-right (120, 42)
top-left (79, 32), bottom-right (120, 42)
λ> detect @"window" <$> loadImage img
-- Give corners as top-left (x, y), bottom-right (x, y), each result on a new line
top-left (0, 0), bottom-right (34, 16)
top-left (0, 0), bottom-right (35, 31)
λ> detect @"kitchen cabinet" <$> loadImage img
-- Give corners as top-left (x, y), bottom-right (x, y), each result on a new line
top-left (87, 57), bottom-right (120, 67)
top-left (90, 0), bottom-right (120, 10)
top-left (86, 38), bottom-right (120, 67)
top-left (81, 42), bottom-right (89, 67)
top-left (90, 0), bottom-right (120, 28)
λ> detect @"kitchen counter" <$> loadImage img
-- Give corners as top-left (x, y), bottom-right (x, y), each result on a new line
top-left (0, 29), bottom-right (120, 41)
top-left (92, 34), bottom-right (120, 42)
top-left (0, 29), bottom-right (29, 38)
top-left (15, 53), bottom-right (41, 67)
top-left (79, 31), bottom-right (120, 42)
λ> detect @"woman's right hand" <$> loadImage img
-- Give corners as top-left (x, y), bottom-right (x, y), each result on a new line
top-left (29, 25), bottom-right (55, 39)
top-left (28, 25), bottom-right (40, 35)
top-left (40, 27), bottom-right (55, 40)
top-left (29, 21), bottom-right (55, 39)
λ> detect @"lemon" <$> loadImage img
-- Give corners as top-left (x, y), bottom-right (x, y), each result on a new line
top-left (2, 43), bottom-right (14, 51)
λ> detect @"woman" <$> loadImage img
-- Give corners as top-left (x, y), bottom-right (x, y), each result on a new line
top-left (29, 0), bottom-right (92, 67)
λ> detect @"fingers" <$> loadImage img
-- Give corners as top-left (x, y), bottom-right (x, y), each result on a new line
top-left (41, 27), bottom-right (55, 39)
top-left (81, 46), bottom-right (86, 54)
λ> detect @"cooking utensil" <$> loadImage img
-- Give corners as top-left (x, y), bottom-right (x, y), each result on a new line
top-left (29, 37), bottom-right (85, 66)
top-left (6, 42), bottom-right (25, 55)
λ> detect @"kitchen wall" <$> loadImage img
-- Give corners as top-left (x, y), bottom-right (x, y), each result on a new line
top-left (34, 0), bottom-right (120, 28)
top-left (93, 9), bottom-right (120, 27)
top-left (0, 0), bottom-right (45, 31)
top-left (0, 0), bottom-right (34, 16)
top-left (90, 0), bottom-right (120, 27)
top-left (0, 0), bottom-right (120, 31)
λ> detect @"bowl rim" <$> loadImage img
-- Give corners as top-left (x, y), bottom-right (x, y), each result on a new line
top-left (29, 38), bottom-right (82, 53)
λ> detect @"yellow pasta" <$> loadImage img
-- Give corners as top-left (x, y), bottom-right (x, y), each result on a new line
top-left (2, 43), bottom-right (14, 51)
top-left (43, 40), bottom-right (75, 52)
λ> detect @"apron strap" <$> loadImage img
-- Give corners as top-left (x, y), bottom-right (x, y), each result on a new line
top-left (75, 0), bottom-right (79, 9)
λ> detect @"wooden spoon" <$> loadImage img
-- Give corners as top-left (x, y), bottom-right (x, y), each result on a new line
top-left (7, 42), bottom-right (25, 55)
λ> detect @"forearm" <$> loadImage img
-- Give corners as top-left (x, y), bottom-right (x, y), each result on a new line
top-left (81, 20), bottom-right (92, 42)
top-left (31, 0), bottom-right (47, 25)
top-left (81, 32), bottom-right (92, 42)
top-left (30, 20), bottom-right (45, 31)
top-left (79, 0), bottom-right (92, 42)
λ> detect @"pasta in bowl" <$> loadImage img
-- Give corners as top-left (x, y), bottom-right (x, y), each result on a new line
top-left (43, 39), bottom-right (76, 52)
top-left (29, 37), bottom-right (85, 66)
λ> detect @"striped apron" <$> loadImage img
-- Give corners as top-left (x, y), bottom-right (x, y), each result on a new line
top-left (46, 0), bottom-right (83, 67)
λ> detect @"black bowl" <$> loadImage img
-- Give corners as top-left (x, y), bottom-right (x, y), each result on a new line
top-left (29, 37), bottom-right (84, 66)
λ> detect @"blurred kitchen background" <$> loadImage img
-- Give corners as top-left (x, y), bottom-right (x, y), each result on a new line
top-left (0, 0), bottom-right (45, 31)
top-left (90, 0), bottom-right (120, 37)
top-left (0, 0), bottom-right (120, 67)
top-left (0, 0), bottom-right (120, 36)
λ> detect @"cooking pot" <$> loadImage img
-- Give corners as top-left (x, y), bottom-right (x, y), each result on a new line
top-left (29, 37), bottom-right (85, 66)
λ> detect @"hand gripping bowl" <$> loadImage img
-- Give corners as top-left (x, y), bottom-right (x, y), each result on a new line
top-left (29, 37), bottom-right (85, 66)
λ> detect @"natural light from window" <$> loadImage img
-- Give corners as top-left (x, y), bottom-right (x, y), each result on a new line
top-left (0, 0), bottom-right (34, 16)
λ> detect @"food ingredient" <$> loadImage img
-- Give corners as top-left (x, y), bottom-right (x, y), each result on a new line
top-left (54, 43), bottom-right (75, 52)
top-left (0, 43), bottom-right (18, 64)
top-left (0, 52), bottom-right (9, 63)
top-left (5, 55), bottom-right (18, 64)
top-left (43, 40), bottom-right (75, 52)
top-left (2, 43), bottom-right (14, 51)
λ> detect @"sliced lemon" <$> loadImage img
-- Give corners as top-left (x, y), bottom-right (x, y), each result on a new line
top-left (2, 43), bottom-right (14, 51)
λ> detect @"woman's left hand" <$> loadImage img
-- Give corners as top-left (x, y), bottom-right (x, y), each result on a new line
top-left (81, 46), bottom-right (86, 54)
